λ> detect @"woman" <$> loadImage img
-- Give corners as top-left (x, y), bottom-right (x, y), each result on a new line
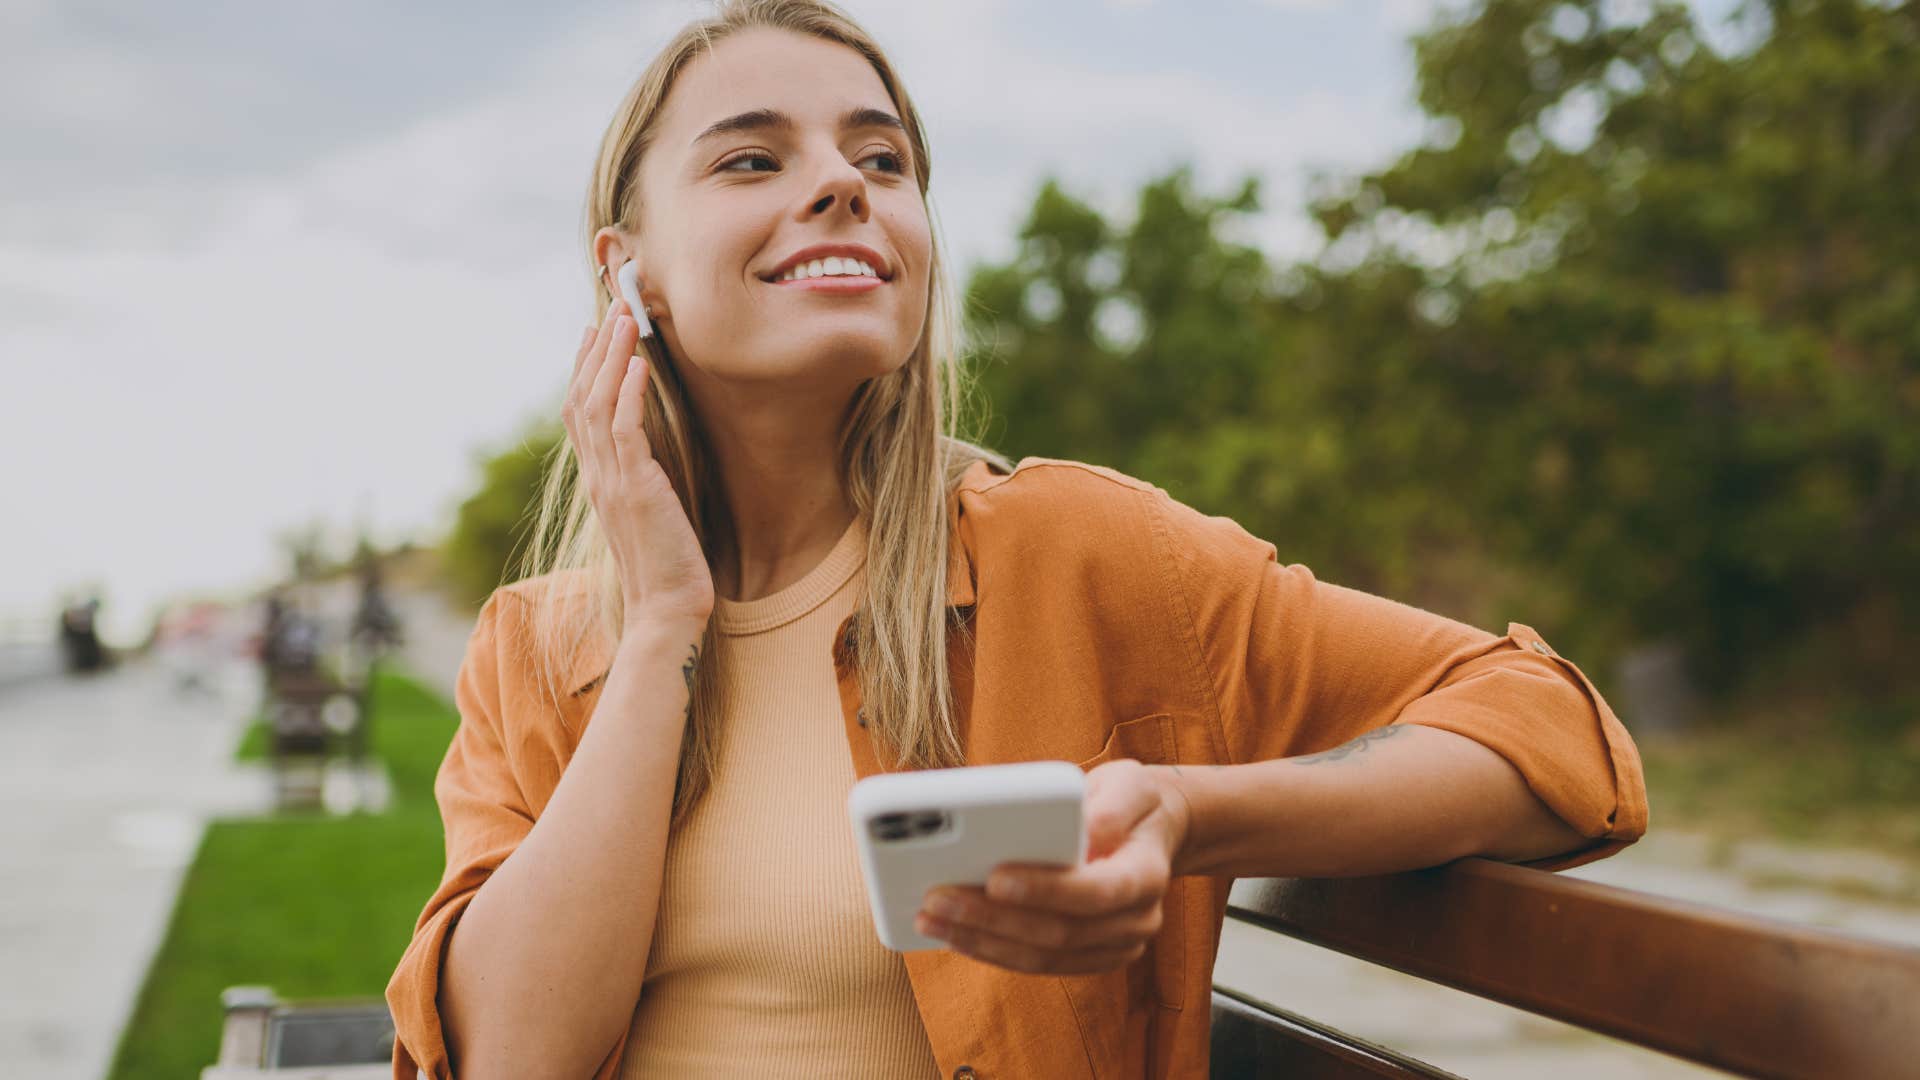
top-left (385, 2), bottom-right (1649, 1077)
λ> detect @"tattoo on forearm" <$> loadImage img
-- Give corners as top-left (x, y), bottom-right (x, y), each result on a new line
top-left (1291, 724), bottom-right (1412, 765)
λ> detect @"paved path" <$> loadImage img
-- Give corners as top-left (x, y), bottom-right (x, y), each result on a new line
top-left (0, 641), bottom-right (63, 689)
top-left (0, 655), bottom-right (272, 1080)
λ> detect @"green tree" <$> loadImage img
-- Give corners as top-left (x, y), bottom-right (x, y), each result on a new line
top-left (440, 418), bottom-right (563, 610)
top-left (1302, 0), bottom-right (1920, 694)
top-left (966, 0), bottom-right (1919, 709)
top-left (965, 168), bottom-right (1492, 618)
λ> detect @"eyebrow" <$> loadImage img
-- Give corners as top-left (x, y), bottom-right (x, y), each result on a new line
top-left (690, 105), bottom-right (906, 148)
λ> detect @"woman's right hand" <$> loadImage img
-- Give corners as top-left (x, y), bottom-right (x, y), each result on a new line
top-left (563, 300), bottom-right (715, 632)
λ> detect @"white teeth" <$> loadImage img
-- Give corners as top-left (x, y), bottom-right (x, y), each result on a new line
top-left (777, 255), bottom-right (883, 281)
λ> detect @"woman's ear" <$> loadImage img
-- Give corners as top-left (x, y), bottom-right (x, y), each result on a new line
top-left (591, 226), bottom-right (636, 289)
top-left (591, 226), bottom-right (666, 321)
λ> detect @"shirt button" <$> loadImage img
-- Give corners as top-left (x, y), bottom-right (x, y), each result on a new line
top-left (1531, 640), bottom-right (1552, 656)
top-left (857, 708), bottom-right (868, 728)
top-left (952, 1068), bottom-right (978, 1080)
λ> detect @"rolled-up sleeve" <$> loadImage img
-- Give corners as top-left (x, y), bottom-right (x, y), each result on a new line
top-left (1150, 488), bottom-right (1649, 872)
top-left (385, 590), bottom-right (538, 1079)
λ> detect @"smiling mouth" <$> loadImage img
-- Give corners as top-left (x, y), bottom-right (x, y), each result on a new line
top-left (758, 258), bottom-right (894, 284)
top-left (763, 274), bottom-right (887, 286)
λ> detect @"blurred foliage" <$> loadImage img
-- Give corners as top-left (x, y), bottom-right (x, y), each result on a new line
top-left (1639, 690), bottom-right (1920, 861)
top-left (967, 0), bottom-right (1920, 708)
top-left (441, 417), bottom-right (564, 611)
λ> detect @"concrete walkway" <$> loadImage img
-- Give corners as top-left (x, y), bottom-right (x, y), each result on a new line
top-left (0, 656), bottom-right (272, 1080)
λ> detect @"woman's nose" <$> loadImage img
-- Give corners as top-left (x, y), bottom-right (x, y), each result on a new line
top-left (805, 163), bottom-right (869, 221)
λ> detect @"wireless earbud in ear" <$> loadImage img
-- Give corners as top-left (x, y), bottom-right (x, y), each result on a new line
top-left (615, 259), bottom-right (654, 340)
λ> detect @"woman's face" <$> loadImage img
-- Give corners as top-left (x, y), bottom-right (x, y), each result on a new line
top-left (613, 27), bottom-right (932, 394)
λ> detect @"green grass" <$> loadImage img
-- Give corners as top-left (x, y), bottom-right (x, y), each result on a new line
top-left (231, 712), bottom-right (267, 761)
top-left (1638, 692), bottom-right (1920, 857)
top-left (105, 663), bottom-right (459, 1080)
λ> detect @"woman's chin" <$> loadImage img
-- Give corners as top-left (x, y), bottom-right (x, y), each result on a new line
top-left (767, 329), bottom-right (910, 373)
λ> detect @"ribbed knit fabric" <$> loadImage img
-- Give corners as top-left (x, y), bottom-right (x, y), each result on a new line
top-left (616, 514), bottom-right (941, 1079)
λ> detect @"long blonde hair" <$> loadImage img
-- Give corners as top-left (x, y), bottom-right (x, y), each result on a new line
top-left (514, 0), bottom-right (1010, 829)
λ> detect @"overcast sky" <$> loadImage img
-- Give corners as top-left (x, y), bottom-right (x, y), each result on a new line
top-left (3, 0), bottom-right (1457, 643)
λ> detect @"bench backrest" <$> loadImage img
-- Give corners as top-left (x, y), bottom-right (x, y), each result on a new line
top-left (1212, 857), bottom-right (1920, 1078)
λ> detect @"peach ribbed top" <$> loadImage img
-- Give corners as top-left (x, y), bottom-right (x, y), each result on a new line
top-left (616, 515), bottom-right (939, 1079)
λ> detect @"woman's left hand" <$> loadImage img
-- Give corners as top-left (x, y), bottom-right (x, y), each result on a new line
top-left (915, 759), bottom-right (1192, 975)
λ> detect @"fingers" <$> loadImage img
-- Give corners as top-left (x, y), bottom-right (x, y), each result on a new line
top-left (917, 908), bottom-right (1150, 975)
top-left (565, 301), bottom-right (625, 457)
top-left (610, 341), bottom-right (651, 470)
top-left (986, 832), bottom-right (1169, 914)
top-left (921, 882), bottom-right (1162, 953)
top-left (586, 313), bottom-right (636, 432)
top-left (582, 312), bottom-right (638, 491)
top-left (570, 300), bottom-right (624, 412)
top-left (1083, 763), bottom-right (1163, 860)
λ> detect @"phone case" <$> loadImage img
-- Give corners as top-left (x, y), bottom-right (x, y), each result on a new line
top-left (847, 760), bottom-right (1087, 951)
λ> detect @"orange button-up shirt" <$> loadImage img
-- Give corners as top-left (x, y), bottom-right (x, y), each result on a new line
top-left (386, 457), bottom-right (1649, 1080)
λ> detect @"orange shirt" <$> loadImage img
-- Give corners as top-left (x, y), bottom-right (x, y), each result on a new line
top-left (386, 457), bottom-right (1649, 1080)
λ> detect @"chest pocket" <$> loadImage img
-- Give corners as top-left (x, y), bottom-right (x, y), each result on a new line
top-left (1075, 712), bottom-right (1188, 1012)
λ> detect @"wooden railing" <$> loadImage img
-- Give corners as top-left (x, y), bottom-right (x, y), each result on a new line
top-left (1211, 857), bottom-right (1920, 1079)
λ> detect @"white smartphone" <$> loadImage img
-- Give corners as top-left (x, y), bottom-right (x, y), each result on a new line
top-left (848, 760), bottom-right (1087, 951)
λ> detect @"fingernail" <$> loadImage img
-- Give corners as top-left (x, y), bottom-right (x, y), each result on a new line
top-left (580, 325), bottom-right (594, 346)
top-left (917, 913), bottom-right (950, 939)
top-left (989, 874), bottom-right (1025, 902)
top-left (925, 892), bottom-right (962, 920)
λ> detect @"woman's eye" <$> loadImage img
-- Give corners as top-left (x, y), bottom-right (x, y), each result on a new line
top-left (715, 149), bottom-right (907, 175)
top-left (718, 151), bottom-right (778, 174)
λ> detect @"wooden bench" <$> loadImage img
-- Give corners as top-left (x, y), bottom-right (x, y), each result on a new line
top-left (262, 668), bottom-right (357, 812)
top-left (1211, 857), bottom-right (1920, 1078)
top-left (207, 859), bottom-right (1920, 1077)
top-left (202, 986), bottom-right (392, 1079)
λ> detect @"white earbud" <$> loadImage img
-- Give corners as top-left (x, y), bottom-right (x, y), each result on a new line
top-left (615, 259), bottom-right (654, 340)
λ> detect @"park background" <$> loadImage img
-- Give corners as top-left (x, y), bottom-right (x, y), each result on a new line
top-left (2, 0), bottom-right (1916, 1077)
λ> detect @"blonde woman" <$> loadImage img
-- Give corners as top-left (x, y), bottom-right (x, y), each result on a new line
top-left (385, 2), bottom-right (1649, 1077)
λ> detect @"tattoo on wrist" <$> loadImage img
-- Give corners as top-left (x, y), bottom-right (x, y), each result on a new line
top-left (1291, 723), bottom-right (1410, 765)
